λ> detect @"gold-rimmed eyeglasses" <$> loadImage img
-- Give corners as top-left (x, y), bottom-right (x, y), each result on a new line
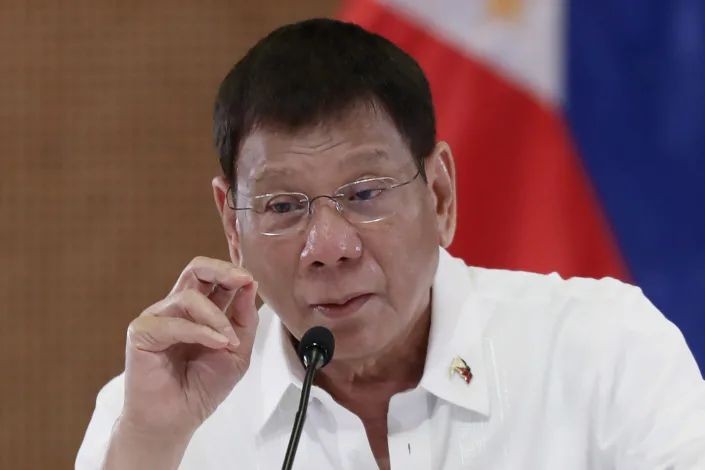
top-left (227, 169), bottom-right (421, 236)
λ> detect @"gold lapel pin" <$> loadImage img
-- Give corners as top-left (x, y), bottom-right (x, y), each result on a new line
top-left (449, 356), bottom-right (473, 384)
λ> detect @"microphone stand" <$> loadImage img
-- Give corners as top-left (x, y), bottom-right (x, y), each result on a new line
top-left (281, 348), bottom-right (324, 470)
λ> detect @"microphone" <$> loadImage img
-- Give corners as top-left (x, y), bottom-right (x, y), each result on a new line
top-left (281, 326), bottom-right (335, 470)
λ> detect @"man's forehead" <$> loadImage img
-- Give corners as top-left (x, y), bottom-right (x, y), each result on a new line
top-left (237, 112), bottom-right (408, 184)
top-left (247, 148), bottom-right (395, 184)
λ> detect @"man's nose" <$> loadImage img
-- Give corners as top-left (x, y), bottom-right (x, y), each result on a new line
top-left (299, 200), bottom-right (362, 269)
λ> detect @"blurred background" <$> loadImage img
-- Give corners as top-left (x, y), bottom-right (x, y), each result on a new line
top-left (1, 0), bottom-right (702, 468)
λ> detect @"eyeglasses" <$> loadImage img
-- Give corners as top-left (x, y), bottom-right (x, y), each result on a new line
top-left (227, 169), bottom-right (421, 236)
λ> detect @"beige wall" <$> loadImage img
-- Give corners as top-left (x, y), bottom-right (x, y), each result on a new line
top-left (0, 1), bottom-right (338, 467)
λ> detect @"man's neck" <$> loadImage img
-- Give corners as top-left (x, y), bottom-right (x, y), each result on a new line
top-left (314, 306), bottom-right (431, 420)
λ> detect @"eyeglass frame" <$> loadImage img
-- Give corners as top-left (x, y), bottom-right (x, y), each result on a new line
top-left (225, 168), bottom-right (422, 236)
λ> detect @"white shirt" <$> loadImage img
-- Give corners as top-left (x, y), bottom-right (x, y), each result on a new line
top-left (76, 249), bottom-right (705, 469)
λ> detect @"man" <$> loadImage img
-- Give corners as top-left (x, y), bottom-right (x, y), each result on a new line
top-left (76, 18), bottom-right (705, 469)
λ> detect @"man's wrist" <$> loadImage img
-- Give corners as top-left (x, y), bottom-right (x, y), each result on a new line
top-left (102, 415), bottom-right (194, 470)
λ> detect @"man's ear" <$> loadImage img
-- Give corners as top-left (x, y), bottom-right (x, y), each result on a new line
top-left (425, 141), bottom-right (457, 248)
top-left (212, 176), bottom-right (242, 265)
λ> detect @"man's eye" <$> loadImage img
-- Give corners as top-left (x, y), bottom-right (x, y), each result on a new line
top-left (264, 196), bottom-right (305, 214)
top-left (267, 201), bottom-right (305, 213)
top-left (350, 188), bottom-right (385, 201)
top-left (267, 202), bottom-right (294, 213)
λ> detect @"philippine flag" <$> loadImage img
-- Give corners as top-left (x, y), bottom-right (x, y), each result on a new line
top-left (339, 0), bottom-right (705, 371)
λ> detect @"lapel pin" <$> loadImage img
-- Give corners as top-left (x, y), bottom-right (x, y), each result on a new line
top-left (449, 356), bottom-right (473, 384)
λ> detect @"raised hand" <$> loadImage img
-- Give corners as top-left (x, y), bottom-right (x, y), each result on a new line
top-left (104, 257), bottom-right (259, 469)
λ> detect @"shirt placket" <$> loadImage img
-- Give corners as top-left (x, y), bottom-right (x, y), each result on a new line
top-left (388, 388), bottom-right (433, 469)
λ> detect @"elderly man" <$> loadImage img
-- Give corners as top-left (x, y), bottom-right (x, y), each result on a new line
top-left (76, 18), bottom-right (705, 469)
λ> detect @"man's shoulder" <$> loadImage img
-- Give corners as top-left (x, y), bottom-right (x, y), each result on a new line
top-left (456, 262), bottom-right (689, 390)
top-left (460, 262), bottom-right (673, 348)
top-left (467, 263), bottom-right (640, 306)
top-left (462, 262), bottom-right (684, 367)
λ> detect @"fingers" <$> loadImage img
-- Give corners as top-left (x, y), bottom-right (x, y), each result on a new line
top-left (169, 257), bottom-right (253, 311)
top-left (146, 290), bottom-right (241, 349)
top-left (130, 257), bottom-right (260, 356)
top-left (228, 281), bottom-right (259, 329)
top-left (128, 315), bottom-right (229, 353)
top-left (225, 281), bottom-right (259, 354)
top-left (207, 284), bottom-right (239, 313)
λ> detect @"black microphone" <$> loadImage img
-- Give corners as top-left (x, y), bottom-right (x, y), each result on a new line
top-left (281, 326), bottom-right (335, 470)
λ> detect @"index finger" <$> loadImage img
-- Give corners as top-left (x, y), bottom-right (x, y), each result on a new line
top-left (170, 256), bottom-right (253, 300)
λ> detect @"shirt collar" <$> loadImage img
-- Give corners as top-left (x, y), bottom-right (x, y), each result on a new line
top-left (253, 247), bottom-right (493, 434)
top-left (417, 248), bottom-right (491, 417)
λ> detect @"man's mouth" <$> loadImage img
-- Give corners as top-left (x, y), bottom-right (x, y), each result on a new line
top-left (310, 293), bottom-right (373, 318)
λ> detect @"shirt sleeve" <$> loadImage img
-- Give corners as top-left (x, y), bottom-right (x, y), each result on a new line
top-left (594, 286), bottom-right (705, 469)
top-left (75, 374), bottom-right (125, 470)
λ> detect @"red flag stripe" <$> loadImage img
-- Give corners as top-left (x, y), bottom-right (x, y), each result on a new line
top-left (339, 0), bottom-right (629, 280)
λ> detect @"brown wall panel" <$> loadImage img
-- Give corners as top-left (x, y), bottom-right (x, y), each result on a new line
top-left (0, 1), bottom-right (338, 467)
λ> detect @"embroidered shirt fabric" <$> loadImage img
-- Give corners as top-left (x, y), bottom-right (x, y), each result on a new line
top-left (76, 248), bottom-right (705, 469)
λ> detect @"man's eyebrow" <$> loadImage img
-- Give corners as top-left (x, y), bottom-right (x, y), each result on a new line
top-left (250, 148), bottom-right (393, 183)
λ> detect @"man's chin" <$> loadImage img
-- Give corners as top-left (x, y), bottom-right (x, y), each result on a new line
top-left (323, 326), bottom-right (388, 364)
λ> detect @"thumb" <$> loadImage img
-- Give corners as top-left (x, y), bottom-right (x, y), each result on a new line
top-left (227, 281), bottom-right (259, 347)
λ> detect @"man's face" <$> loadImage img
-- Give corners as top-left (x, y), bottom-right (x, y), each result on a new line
top-left (216, 106), bottom-right (455, 362)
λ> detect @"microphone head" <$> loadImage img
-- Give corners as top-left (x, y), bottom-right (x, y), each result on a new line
top-left (298, 326), bottom-right (335, 369)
